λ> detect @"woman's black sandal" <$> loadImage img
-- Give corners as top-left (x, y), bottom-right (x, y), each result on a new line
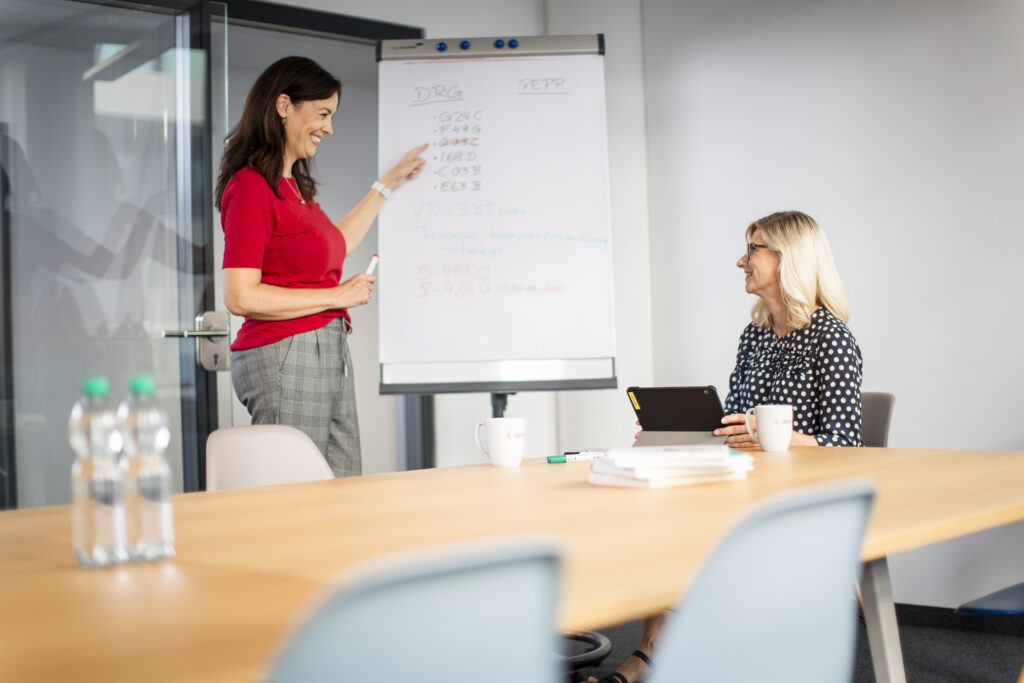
top-left (596, 649), bottom-right (652, 683)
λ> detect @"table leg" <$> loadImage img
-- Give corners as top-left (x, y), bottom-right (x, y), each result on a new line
top-left (860, 557), bottom-right (907, 683)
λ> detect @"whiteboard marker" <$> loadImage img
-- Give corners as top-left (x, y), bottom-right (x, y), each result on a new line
top-left (547, 450), bottom-right (608, 463)
top-left (365, 254), bottom-right (379, 275)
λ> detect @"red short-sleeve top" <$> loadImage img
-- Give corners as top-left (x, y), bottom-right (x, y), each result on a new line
top-left (221, 166), bottom-right (350, 351)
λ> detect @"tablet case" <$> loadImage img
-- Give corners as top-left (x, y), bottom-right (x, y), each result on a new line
top-left (627, 386), bottom-right (727, 447)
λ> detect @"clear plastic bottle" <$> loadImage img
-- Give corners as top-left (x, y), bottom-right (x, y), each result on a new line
top-left (118, 374), bottom-right (175, 562)
top-left (69, 376), bottom-right (128, 568)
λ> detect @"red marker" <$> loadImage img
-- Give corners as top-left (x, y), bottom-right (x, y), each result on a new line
top-left (366, 254), bottom-right (379, 275)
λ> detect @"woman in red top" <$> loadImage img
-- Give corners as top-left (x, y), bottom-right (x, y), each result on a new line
top-left (215, 56), bottom-right (426, 476)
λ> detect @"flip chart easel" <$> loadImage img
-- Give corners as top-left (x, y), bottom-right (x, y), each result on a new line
top-left (376, 34), bottom-right (615, 396)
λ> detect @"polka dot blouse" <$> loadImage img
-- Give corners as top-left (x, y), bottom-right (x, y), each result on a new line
top-left (723, 307), bottom-right (864, 447)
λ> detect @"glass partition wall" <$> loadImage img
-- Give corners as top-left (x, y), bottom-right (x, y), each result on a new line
top-left (0, 0), bottom-right (216, 507)
top-left (0, 0), bottom-right (421, 508)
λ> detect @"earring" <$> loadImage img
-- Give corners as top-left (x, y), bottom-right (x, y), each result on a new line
top-left (281, 116), bottom-right (287, 125)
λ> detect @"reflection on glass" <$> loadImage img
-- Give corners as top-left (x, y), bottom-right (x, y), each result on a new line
top-left (0, 0), bottom-right (193, 506)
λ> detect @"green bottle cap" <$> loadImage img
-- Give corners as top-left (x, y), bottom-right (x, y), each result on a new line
top-left (82, 376), bottom-right (109, 397)
top-left (130, 374), bottom-right (156, 395)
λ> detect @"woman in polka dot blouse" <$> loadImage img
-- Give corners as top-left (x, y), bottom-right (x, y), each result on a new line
top-left (712, 210), bottom-right (863, 448)
top-left (590, 210), bottom-right (863, 683)
top-left (593, 210), bottom-right (864, 683)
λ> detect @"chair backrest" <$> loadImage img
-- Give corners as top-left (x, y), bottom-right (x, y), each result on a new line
top-left (861, 392), bottom-right (895, 447)
top-left (266, 536), bottom-right (562, 683)
top-left (205, 424), bottom-right (333, 490)
top-left (647, 481), bottom-right (876, 683)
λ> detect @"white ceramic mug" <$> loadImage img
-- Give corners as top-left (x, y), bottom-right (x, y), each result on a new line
top-left (744, 404), bottom-right (794, 451)
top-left (474, 417), bottom-right (526, 467)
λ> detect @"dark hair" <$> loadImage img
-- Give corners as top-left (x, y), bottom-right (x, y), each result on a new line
top-left (215, 56), bottom-right (341, 209)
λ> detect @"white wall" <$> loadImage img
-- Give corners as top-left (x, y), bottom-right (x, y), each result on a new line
top-left (296, 0), bottom-right (542, 40)
top-left (640, 0), bottom-right (1024, 606)
top-left (547, 1), bottom-right (656, 453)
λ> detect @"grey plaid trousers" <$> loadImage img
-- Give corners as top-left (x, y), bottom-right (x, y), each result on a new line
top-left (230, 318), bottom-right (361, 477)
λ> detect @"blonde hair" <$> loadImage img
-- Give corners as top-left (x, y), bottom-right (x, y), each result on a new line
top-left (746, 211), bottom-right (850, 330)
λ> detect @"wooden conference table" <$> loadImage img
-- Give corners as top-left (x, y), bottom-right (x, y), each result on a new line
top-left (2, 446), bottom-right (1023, 682)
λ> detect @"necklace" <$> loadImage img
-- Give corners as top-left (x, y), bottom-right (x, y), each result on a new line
top-left (285, 177), bottom-right (305, 205)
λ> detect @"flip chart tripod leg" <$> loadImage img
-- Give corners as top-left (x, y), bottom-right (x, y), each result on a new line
top-left (860, 557), bottom-right (907, 683)
top-left (491, 392), bottom-right (516, 418)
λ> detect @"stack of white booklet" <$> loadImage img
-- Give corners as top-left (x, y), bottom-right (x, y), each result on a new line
top-left (587, 445), bottom-right (754, 489)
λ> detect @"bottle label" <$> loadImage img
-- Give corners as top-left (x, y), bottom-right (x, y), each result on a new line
top-left (89, 478), bottom-right (120, 506)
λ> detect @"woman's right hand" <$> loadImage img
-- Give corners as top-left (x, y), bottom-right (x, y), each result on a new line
top-left (335, 273), bottom-right (376, 308)
top-left (715, 413), bottom-right (760, 449)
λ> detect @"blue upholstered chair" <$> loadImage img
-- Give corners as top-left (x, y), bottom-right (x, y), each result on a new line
top-left (954, 556), bottom-right (1024, 681)
top-left (956, 583), bottom-right (1024, 616)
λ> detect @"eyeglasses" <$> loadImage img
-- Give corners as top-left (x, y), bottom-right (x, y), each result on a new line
top-left (745, 242), bottom-right (770, 260)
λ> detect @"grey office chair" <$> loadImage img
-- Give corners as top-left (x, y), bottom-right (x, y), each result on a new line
top-left (206, 424), bottom-right (333, 490)
top-left (646, 481), bottom-right (876, 683)
top-left (267, 536), bottom-right (562, 683)
top-left (861, 392), bottom-right (895, 447)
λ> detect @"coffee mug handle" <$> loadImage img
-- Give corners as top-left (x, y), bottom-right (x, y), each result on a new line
top-left (744, 407), bottom-right (757, 439)
top-left (474, 422), bottom-right (488, 455)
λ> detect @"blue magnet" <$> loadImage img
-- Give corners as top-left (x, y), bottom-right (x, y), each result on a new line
top-left (494, 39), bottom-right (505, 48)
top-left (436, 41), bottom-right (447, 52)
top-left (509, 38), bottom-right (519, 48)
top-left (460, 40), bottom-right (471, 50)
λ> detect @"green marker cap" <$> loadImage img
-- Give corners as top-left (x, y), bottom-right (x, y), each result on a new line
top-left (82, 376), bottom-right (109, 397)
top-left (547, 455), bottom-right (566, 464)
top-left (130, 374), bottom-right (156, 395)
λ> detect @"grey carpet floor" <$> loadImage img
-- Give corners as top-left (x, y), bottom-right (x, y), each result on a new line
top-left (572, 609), bottom-right (1024, 682)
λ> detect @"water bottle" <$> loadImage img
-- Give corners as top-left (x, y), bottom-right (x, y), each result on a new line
top-left (69, 376), bottom-right (127, 568)
top-left (118, 374), bottom-right (175, 562)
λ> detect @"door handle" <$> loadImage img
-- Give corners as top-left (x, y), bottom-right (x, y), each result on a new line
top-left (162, 330), bottom-right (228, 338)
top-left (163, 311), bottom-right (230, 372)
